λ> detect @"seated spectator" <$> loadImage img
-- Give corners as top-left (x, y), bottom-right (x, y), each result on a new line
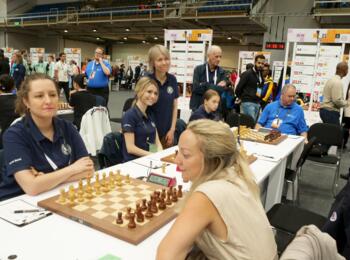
top-left (121, 76), bottom-right (163, 162)
top-left (69, 74), bottom-right (97, 130)
top-left (189, 89), bottom-right (220, 122)
top-left (256, 84), bottom-right (308, 138)
top-left (0, 74), bottom-right (94, 201)
top-left (157, 120), bottom-right (277, 260)
top-left (0, 75), bottom-right (19, 148)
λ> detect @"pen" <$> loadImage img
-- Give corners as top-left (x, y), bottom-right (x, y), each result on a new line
top-left (14, 209), bottom-right (45, 214)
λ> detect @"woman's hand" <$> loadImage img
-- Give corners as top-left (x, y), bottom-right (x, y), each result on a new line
top-left (68, 157), bottom-right (94, 176)
top-left (165, 129), bottom-right (175, 147)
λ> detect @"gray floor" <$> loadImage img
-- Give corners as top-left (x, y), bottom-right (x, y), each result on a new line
top-left (107, 89), bottom-right (348, 217)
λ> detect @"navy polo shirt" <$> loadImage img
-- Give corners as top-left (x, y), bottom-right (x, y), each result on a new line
top-left (85, 60), bottom-right (111, 88)
top-left (0, 115), bottom-right (88, 200)
top-left (149, 73), bottom-right (179, 138)
top-left (189, 105), bottom-right (219, 122)
top-left (121, 106), bottom-right (157, 162)
top-left (258, 101), bottom-right (309, 135)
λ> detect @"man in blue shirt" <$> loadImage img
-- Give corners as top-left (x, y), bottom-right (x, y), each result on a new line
top-left (256, 84), bottom-right (308, 138)
top-left (0, 116), bottom-right (89, 201)
top-left (85, 47), bottom-right (111, 105)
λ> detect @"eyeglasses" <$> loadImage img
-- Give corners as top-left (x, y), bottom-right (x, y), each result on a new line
top-left (95, 52), bottom-right (103, 55)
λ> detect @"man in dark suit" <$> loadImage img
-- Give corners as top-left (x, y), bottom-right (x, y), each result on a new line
top-left (190, 45), bottom-right (228, 111)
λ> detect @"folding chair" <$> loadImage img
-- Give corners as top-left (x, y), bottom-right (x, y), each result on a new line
top-left (285, 136), bottom-right (317, 204)
top-left (306, 123), bottom-right (343, 196)
top-left (225, 111), bottom-right (255, 128)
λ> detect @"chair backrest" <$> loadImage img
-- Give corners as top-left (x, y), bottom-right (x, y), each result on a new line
top-left (280, 225), bottom-right (344, 260)
top-left (0, 149), bottom-right (3, 183)
top-left (225, 111), bottom-right (255, 128)
top-left (308, 123), bottom-right (343, 146)
top-left (98, 132), bottom-right (123, 169)
top-left (296, 136), bottom-right (317, 169)
top-left (122, 97), bottom-right (135, 114)
top-left (79, 106), bottom-right (112, 156)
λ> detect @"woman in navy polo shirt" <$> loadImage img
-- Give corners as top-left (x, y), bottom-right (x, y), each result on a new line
top-left (189, 89), bottom-right (220, 122)
top-left (0, 74), bottom-right (94, 201)
top-left (121, 76), bottom-right (162, 162)
top-left (148, 45), bottom-right (179, 148)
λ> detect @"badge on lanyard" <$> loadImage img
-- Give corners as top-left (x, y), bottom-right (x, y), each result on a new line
top-left (271, 117), bottom-right (282, 129)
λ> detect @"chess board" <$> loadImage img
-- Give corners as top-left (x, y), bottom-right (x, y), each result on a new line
top-left (161, 153), bottom-right (177, 164)
top-left (38, 174), bottom-right (182, 245)
top-left (238, 128), bottom-right (287, 145)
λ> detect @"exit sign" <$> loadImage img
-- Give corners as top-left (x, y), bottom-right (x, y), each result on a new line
top-left (265, 42), bottom-right (285, 50)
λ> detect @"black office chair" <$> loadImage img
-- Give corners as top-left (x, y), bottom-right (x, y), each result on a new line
top-left (267, 203), bottom-right (327, 255)
top-left (225, 111), bottom-right (255, 128)
top-left (285, 136), bottom-right (317, 204)
top-left (110, 97), bottom-right (135, 124)
top-left (306, 123), bottom-right (343, 196)
top-left (98, 132), bottom-right (123, 169)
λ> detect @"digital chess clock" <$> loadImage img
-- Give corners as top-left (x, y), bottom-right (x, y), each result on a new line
top-left (147, 173), bottom-right (177, 187)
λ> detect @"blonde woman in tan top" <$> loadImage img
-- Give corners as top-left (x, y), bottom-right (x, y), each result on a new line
top-left (157, 119), bottom-right (277, 260)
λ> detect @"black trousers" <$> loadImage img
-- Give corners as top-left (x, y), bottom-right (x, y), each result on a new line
top-left (58, 81), bottom-right (69, 102)
top-left (87, 86), bottom-right (109, 106)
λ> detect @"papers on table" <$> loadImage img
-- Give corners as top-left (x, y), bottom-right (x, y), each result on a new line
top-left (0, 199), bottom-right (51, 226)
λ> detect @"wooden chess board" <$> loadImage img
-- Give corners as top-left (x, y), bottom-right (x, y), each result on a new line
top-left (38, 174), bottom-right (182, 245)
top-left (239, 128), bottom-right (287, 145)
top-left (161, 153), bottom-right (177, 164)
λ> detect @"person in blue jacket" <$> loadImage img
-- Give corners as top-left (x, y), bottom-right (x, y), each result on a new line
top-left (121, 76), bottom-right (163, 162)
top-left (0, 73), bottom-right (94, 201)
top-left (189, 89), bottom-right (220, 122)
top-left (10, 53), bottom-right (26, 90)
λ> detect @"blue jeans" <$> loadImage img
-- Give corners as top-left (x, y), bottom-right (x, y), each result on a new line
top-left (240, 102), bottom-right (260, 122)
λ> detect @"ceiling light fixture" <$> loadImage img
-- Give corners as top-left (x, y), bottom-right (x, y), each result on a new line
top-left (125, 28), bottom-right (130, 32)
top-left (93, 29), bottom-right (97, 32)
top-left (227, 36), bottom-right (232, 40)
top-left (96, 37), bottom-right (100, 40)
top-left (154, 36), bottom-right (158, 40)
top-left (142, 40), bottom-right (146, 44)
top-left (64, 30), bottom-right (68, 33)
top-left (123, 37), bottom-right (128, 40)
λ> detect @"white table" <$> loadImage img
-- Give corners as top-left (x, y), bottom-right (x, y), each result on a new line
top-left (0, 136), bottom-right (304, 260)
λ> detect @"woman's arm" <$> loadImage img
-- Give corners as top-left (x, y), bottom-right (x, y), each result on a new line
top-left (124, 132), bottom-right (152, 157)
top-left (155, 131), bottom-right (163, 152)
top-left (14, 156), bottom-right (94, 196)
top-left (165, 99), bottom-right (178, 146)
top-left (157, 192), bottom-right (216, 260)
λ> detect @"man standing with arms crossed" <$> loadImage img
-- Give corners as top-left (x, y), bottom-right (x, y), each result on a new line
top-left (85, 47), bottom-right (111, 105)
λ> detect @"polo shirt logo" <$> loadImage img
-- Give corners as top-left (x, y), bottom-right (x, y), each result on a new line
top-left (61, 143), bottom-right (72, 155)
top-left (167, 86), bottom-right (174, 94)
top-left (330, 211), bottom-right (337, 222)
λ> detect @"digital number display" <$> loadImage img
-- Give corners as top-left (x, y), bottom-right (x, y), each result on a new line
top-left (148, 174), bottom-right (169, 186)
top-left (265, 42), bottom-right (285, 50)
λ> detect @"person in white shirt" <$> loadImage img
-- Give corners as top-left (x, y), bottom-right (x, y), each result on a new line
top-left (54, 52), bottom-right (69, 102)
